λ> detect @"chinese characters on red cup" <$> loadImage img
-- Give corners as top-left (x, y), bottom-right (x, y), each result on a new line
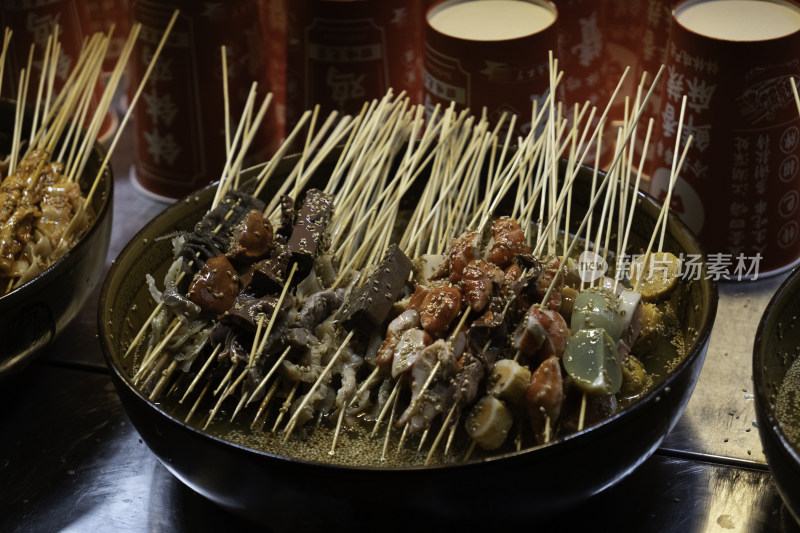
top-left (286, 0), bottom-right (425, 130)
top-left (0, 0), bottom-right (116, 142)
top-left (647, 0), bottom-right (800, 276)
top-left (130, 0), bottom-right (277, 201)
top-left (423, 0), bottom-right (558, 139)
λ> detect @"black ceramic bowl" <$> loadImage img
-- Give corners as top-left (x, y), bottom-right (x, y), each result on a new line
top-left (753, 266), bottom-right (800, 524)
top-left (99, 153), bottom-right (717, 529)
top-left (0, 101), bottom-right (113, 380)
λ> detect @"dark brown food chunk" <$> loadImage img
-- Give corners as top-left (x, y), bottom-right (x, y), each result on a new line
top-left (287, 188), bottom-right (334, 279)
top-left (221, 291), bottom-right (293, 332)
top-left (247, 243), bottom-right (292, 293)
top-left (187, 254), bottom-right (240, 317)
top-left (339, 244), bottom-right (414, 328)
top-left (227, 209), bottom-right (273, 264)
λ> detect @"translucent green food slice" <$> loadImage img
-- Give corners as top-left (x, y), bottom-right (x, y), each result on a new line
top-left (563, 328), bottom-right (622, 395)
top-left (571, 287), bottom-right (624, 341)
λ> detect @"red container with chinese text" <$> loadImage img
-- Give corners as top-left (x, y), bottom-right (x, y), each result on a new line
top-left (286, 0), bottom-right (425, 131)
top-left (423, 0), bottom-right (558, 140)
top-left (646, 0), bottom-right (800, 277)
top-left (76, 0), bottom-right (132, 75)
top-left (0, 0), bottom-right (116, 142)
top-left (130, 0), bottom-right (277, 201)
top-left (554, 0), bottom-right (608, 166)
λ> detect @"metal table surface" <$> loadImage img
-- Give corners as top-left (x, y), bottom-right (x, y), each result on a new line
top-left (1, 124), bottom-right (799, 533)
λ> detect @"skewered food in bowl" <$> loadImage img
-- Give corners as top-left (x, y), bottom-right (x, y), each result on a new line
top-left (115, 69), bottom-right (701, 468)
top-left (100, 78), bottom-right (717, 526)
top-left (0, 15), bottom-right (175, 378)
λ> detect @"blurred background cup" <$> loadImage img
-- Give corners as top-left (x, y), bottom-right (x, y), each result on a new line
top-left (554, 0), bottom-right (609, 165)
top-left (423, 0), bottom-right (558, 139)
top-left (129, 0), bottom-right (279, 201)
top-left (77, 0), bottom-right (133, 76)
top-left (0, 0), bottom-right (117, 143)
top-left (630, 0), bottom-right (674, 174)
top-left (285, 0), bottom-right (425, 132)
top-left (599, 0), bottom-right (646, 131)
top-left (646, 0), bottom-right (800, 277)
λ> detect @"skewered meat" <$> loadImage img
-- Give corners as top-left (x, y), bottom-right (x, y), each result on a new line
top-left (287, 188), bottom-right (334, 278)
top-left (431, 230), bottom-right (481, 284)
top-left (187, 255), bottom-right (241, 316)
top-left (339, 243), bottom-right (414, 328)
top-left (176, 189), bottom-right (265, 268)
top-left (222, 292), bottom-right (294, 333)
top-left (486, 216), bottom-right (531, 268)
top-left (419, 284), bottom-right (462, 334)
top-left (248, 243), bottom-right (293, 293)
top-left (536, 255), bottom-right (563, 312)
top-left (376, 309), bottom-right (420, 366)
top-left (297, 288), bottom-right (345, 329)
top-left (390, 328), bottom-right (428, 378)
top-left (227, 209), bottom-right (273, 264)
top-left (513, 304), bottom-right (570, 361)
top-left (526, 355), bottom-right (565, 443)
top-left (461, 259), bottom-right (504, 312)
top-left (449, 353), bottom-right (484, 408)
top-left (397, 339), bottom-right (456, 433)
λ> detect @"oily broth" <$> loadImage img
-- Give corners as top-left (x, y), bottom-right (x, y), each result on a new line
top-left (776, 356), bottom-right (800, 451)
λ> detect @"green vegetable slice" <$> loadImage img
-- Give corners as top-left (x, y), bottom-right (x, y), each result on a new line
top-left (563, 328), bottom-right (622, 395)
top-left (571, 287), bottom-right (625, 341)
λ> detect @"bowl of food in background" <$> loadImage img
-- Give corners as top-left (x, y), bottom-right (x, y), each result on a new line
top-left (0, 97), bottom-right (112, 380)
top-left (753, 265), bottom-right (800, 524)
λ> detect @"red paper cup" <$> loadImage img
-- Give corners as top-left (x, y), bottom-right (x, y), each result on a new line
top-left (646, 0), bottom-right (800, 277)
top-left (556, 0), bottom-right (607, 110)
top-left (259, 0), bottom-right (288, 143)
top-left (599, 0), bottom-right (647, 126)
top-left (0, 0), bottom-right (116, 143)
top-left (76, 0), bottom-right (132, 74)
top-left (130, 0), bottom-right (277, 201)
top-left (286, 0), bottom-right (425, 130)
top-left (554, 0), bottom-right (609, 165)
top-left (625, 0), bottom-right (673, 173)
top-left (423, 0), bottom-right (558, 138)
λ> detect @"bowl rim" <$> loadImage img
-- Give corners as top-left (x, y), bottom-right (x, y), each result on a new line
top-left (753, 264), bottom-right (800, 466)
top-left (99, 160), bottom-right (719, 473)
top-left (0, 123), bottom-right (114, 304)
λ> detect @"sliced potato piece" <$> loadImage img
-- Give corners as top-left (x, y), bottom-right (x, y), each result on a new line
top-left (489, 359), bottom-right (532, 403)
top-left (620, 354), bottom-right (648, 399)
top-left (466, 395), bottom-right (514, 450)
top-left (629, 251), bottom-right (681, 301)
top-left (559, 286), bottom-right (579, 320)
top-left (632, 302), bottom-right (664, 354)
